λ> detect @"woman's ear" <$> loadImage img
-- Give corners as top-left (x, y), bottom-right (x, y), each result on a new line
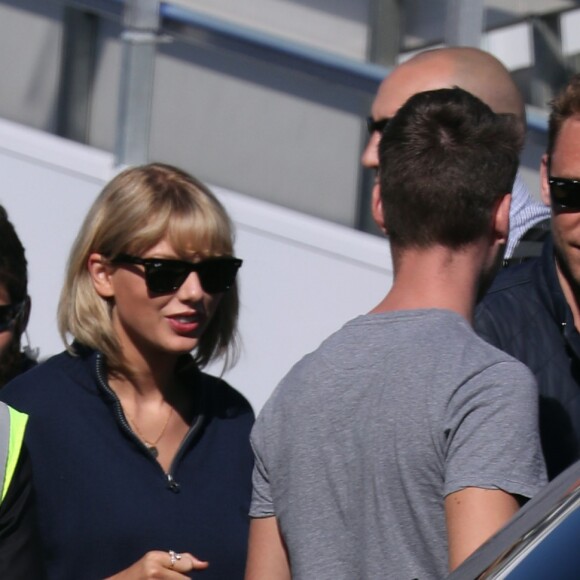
top-left (87, 253), bottom-right (115, 298)
top-left (371, 183), bottom-right (387, 234)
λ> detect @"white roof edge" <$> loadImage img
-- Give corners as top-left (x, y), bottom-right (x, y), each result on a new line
top-left (0, 117), bottom-right (116, 184)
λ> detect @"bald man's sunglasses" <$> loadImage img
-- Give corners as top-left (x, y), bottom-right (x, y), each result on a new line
top-left (0, 302), bottom-right (25, 333)
top-left (111, 254), bottom-right (242, 294)
top-left (548, 176), bottom-right (580, 210)
top-left (366, 117), bottom-right (390, 135)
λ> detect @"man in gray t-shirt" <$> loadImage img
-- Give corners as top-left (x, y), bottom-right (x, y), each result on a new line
top-left (246, 88), bottom-right (547, 580)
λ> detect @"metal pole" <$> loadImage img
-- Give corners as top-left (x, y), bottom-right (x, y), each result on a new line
top-left (445, 0), bottom-right (485, 47)
top-left (356, 0), bottom-right (401, 232)
top-left (56, 8), bottom-right (98, 143)
top-left (530, 14), bottom-right (569, 109)
top-left (115, 0), bottom-right (160, 167)
top-left (367, 0), bottom-right (402, 67)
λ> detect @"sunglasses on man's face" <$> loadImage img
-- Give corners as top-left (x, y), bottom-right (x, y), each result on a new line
top-left (111, 254), bottom-right (243, 295)
top-left (366, 116), bottom-right (390, 136)
top-left (548, 176), bottom-right (580, 210)
top-left (0, 302), bottom-right (24, 333)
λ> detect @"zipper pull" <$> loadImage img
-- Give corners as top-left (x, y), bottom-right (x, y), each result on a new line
top-left (166, 473), bottom-right (181, 493)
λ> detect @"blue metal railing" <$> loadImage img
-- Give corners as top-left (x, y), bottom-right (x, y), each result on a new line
top-left (526, 106), bottom-right (548, 133)
top-left (68, 0), bottom-right (388, 94)
top-left (160, 3), bottom-right (389, 94)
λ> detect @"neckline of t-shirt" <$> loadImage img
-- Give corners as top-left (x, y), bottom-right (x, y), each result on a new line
top-left (349, 307), bottom-right (468, 328)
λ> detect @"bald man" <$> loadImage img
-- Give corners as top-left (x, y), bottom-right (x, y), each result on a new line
top-left (362, 47), bottom-right (550, 259)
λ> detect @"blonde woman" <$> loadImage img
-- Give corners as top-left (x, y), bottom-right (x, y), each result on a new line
top-left (1, 164), bottom-right (253, 579)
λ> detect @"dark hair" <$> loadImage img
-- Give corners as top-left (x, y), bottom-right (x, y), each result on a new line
top-left (0, 205), bottom-right (31, 386)
top-left (378, 87), bottom-right (520, 250)
top-left (547, 74), bottom-right (580, 157)
top-left (0, 206), bottom-right (27, 304)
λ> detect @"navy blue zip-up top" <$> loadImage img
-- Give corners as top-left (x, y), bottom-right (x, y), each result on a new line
top-left (475, 236), bottom-right (580, 480)
top-left (0, 347), bottom-right (254, 579)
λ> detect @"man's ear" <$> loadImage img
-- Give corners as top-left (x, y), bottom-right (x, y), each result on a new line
top-left (540, 154), bottom-right (552, 207)
top-left (492, 193), bottom-right (511, 246)
top-left (371, 182), bottom-right (387, 234)
top-left (87, 253), bottom-right (115, 298)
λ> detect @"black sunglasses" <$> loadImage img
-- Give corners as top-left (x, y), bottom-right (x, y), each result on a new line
top-left (111, 254), bottom-right (242, 295)
top-left (0, 302), bottom-right (24, 333)
top-left (366, 116), bottom-right (390, 135)
top-left (548, 176), bottom-right (580, 210)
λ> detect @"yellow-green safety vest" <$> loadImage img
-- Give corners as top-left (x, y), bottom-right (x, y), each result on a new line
top-left (0, 402), bottom-right (28, 503)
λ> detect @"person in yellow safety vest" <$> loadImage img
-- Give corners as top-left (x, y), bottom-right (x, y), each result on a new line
top-left (0, 401), bottom-right (44, 579)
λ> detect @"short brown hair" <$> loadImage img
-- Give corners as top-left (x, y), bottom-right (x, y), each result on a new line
top-left (58, 163), bottom-right (240, 374)
top-left (547, 74), bottom-right (580, 157)
top-left (379, 87), bottom-right (520, 250)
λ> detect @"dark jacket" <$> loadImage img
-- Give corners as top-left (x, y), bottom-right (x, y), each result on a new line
top-left (475, 236), bottom-right (580, 480)
top-left (0, 348), bottom-right (254, 580)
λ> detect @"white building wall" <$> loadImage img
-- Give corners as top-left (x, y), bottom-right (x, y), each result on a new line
top-left (0, 118), bottom-right (392, 413)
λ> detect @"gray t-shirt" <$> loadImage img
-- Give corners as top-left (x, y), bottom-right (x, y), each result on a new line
top-left (250, 309), bottom-right (547, 580)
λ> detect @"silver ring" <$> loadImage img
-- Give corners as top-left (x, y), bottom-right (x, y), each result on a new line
top-left (168, 550), bottom-right (182, 568)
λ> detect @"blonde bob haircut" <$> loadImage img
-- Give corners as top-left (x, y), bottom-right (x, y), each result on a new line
top-left (58, 163), bottom-right (239, 375)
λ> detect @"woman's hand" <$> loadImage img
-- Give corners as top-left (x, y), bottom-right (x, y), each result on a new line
top-left (106, 550), bottom-right (209, 579)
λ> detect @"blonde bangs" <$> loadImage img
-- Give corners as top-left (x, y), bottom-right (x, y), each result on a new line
top-left (113, 175), bottom-right (235, 259)
top-left (166, 203), bottom-right (234, 259)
